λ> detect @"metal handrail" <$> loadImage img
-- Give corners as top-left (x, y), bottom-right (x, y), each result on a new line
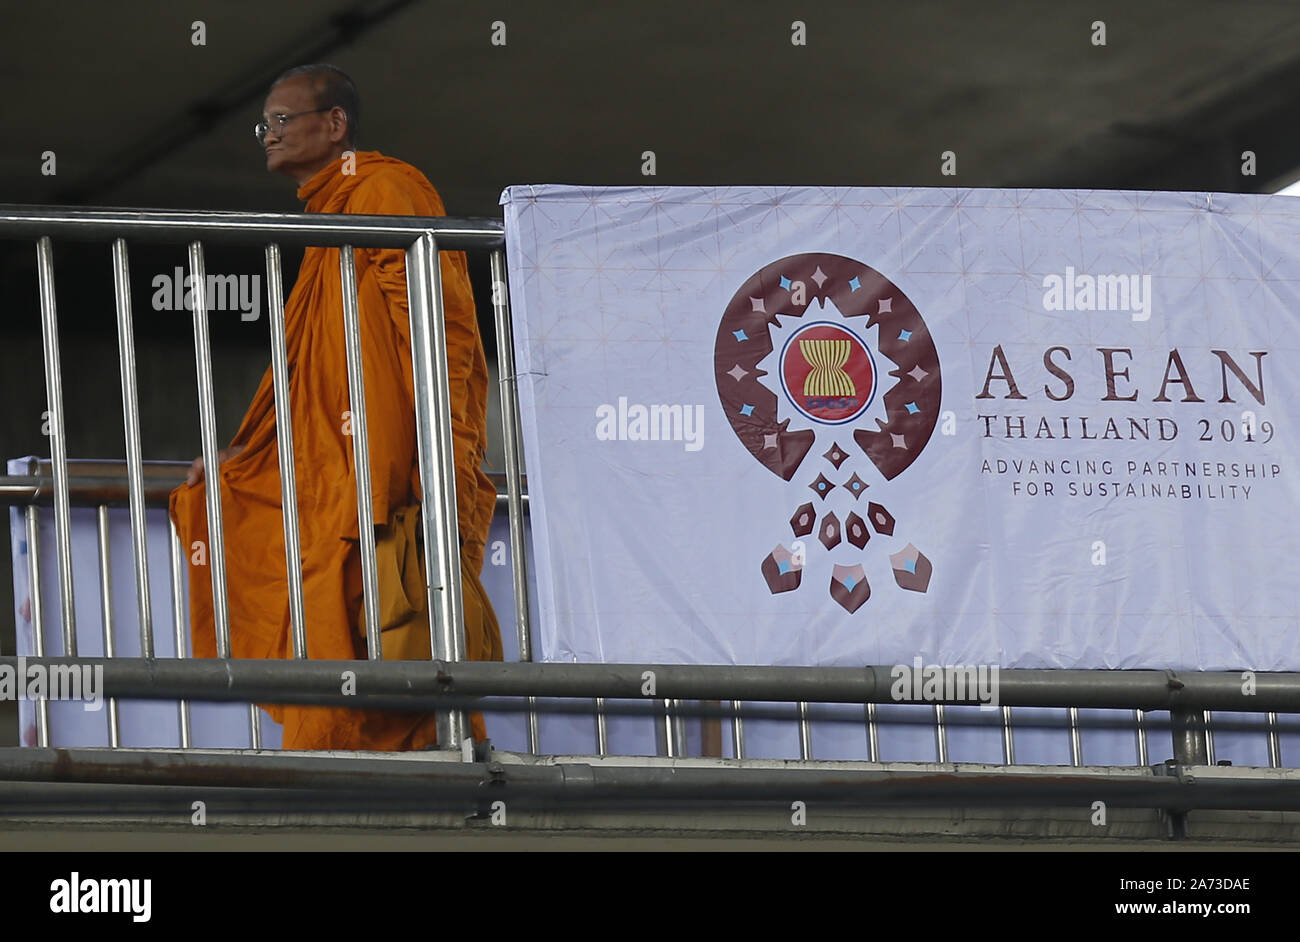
top-left (0, 204), bottom-right (503, 249)
top-left (1, 656), bottom-right (1294, 713)
top-left (0, 465), bottom-right (527, 508)
top-left (2, 746), bottom-right (1296, 813)
top-left (1, 203), bottom-right (521, 752)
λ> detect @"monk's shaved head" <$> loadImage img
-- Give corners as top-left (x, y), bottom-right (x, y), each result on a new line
top-left (272, 64), bottom-right (360, 146)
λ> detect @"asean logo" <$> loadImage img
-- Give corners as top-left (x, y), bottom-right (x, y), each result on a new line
top-left (713, 253), bottom-right (942, 613)
top-left (779, 322), bottom-right (877, 425)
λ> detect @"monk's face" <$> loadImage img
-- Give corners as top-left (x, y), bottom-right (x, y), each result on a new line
top-left (261, 76), bottom-right (348, 183)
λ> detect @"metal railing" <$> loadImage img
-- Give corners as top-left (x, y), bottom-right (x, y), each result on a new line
top-left (2, 204), bottom-right (1299, 837)
top-left (16, 458), bottom-right (1295, 770)
top-left (0, 204), bottom-right (521, 753)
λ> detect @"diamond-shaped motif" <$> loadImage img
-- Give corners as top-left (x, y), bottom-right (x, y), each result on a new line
top-left (761, 544), bottom-right (803, 594)
top-left (867, 502), bottom-right (895, 536)
top-left (790, 502), bottom-right (815, 538)
top-left (818, 511), bottom-right (841, 550)
top-left (889, 543), bottom-right (933, 593)
top-left (830, 564), bottom-right (870, 613)
top-left (808, 473), bottom-right (835, 500)
top-left (823, 442), bottom-right (848, 469)
top-left (843, 472), bottom-right (868, 499)
top-left (845, 512), bottom-right (870, 549)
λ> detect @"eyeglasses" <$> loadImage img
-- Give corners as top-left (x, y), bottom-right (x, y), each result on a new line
top-left (254, 108), bottom-right (332, 145)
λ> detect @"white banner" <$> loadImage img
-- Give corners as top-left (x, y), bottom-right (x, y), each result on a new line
top-left (502, 185), bottom-right (1300, 671)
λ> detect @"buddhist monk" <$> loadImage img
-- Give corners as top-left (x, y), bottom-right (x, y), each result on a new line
top-left (169, 64), bottom-right (502, 750)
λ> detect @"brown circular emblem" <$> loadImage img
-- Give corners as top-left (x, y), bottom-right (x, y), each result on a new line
top-left (714, 253), bottom-right (941, 481)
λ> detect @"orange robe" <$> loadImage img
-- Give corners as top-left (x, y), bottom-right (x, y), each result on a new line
top-left (169, 150), bottom-right (502, 750)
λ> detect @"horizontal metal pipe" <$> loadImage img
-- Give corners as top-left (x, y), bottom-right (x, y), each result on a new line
top-left (0, 474), bottom-right (527, 510)
top-left (0, 475), bottom-right (185, 507)
top-left (2, 657), bottom-right (1298, 713)
top-left (8, 460), bottom-right (524, 491)
top-left (0, 748), bottom-right (1296, 813)
top-left (8, 458), bottom-right (194, 478)
top-left (0, 205), bottom-right (503, 250)
top-left (455, 698), bottom-right (1288, 735)
top-left (52, 689), bottom-right (1243, 736)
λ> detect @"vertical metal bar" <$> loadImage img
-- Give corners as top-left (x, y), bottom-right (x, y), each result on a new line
top-left (1266, 712), bottom-right (1281, 769)
top-left (249, 705), bottom-right (262, 749)
top-left (659, 699), bottom-right (680, 758)
top-left (681, 696), bottom-right (691, 758)
top-left (35, 237), bottom-right (76, 654)
top-left (338, 246), bottom-right (382, 659)
top-left (1170, 708), bottom-right (1209, 765)
top-left (488, 250), bottom-right (538, 754)
top-left (1001, 705), bottom-right (1015, 765)
top-left (24, 507), bottom-right (50, 747)
top-left (406, 233), bottom-right (468, 749)
top-left (1135, 709), bottom-right (1149, 766)
top-left (934, 704), bottom-right (948, 764)
top-left (865, 702), bottom-right (878, 763)
top-left (265, 244), bottom-right (307, 660)
top-left (186, 241), bottom-right (231, 659)
top-left (595, 698), bottom-right (609, 756)
top-left (169, 514), bottom-right (192, 749)
top-left (524, 697), bottom-right (540, 754)
top-left (731, 700), bottom-right (746, 760)
top-left (1068, 706), bottom-right (1082, 767)
top-left (110, 238), bottom-right (153, 658)
top-left (798, 701), bottom-right (813, 760)
top-left (658, 700), bottom-right (670, 756)
top-left (95, 506), bottom-right (120, 748)
top-left (1204, 710), bottom-right (1216, 765)
top-left (190, 241), bottom-right (257, 782)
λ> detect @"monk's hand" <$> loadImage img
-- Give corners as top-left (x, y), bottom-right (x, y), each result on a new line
top-left (185, 444), bottom-right (247, 486)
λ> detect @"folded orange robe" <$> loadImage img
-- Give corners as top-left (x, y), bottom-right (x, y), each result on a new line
top-left (168, 150), bottom-right (502, 750)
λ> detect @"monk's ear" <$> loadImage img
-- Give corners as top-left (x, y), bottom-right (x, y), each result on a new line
top-left (328, 106), bottom-right (349, 145)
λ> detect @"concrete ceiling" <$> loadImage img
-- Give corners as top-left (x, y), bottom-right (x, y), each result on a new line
top-left (5, 0), bottom-right (1300, 219)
